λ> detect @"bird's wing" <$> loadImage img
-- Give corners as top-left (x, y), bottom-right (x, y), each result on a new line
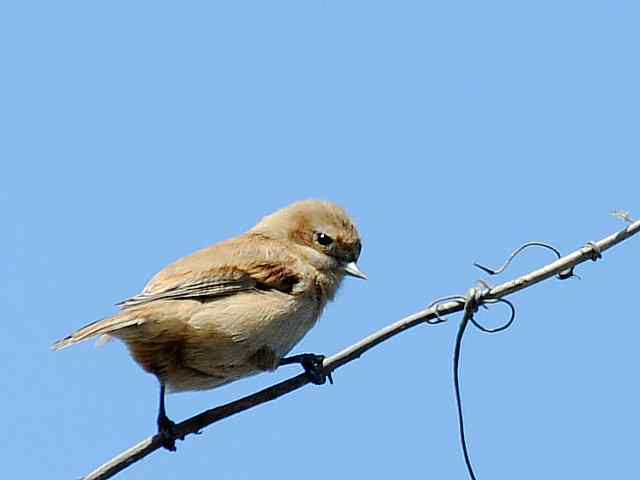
top-left (118, 235), bottom-right (304, 309)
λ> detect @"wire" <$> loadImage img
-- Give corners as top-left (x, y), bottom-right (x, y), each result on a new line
top-left (452, 290), bottom-right (517, 480)
top-left (453, 291), bottom-right (479, 480)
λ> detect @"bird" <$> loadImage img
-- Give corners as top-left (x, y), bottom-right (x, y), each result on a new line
top-left (53, 199), bottom-right (366, 450)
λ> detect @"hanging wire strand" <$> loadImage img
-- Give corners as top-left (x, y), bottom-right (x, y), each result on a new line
top-left (454, 289), bottom-right (482, 480)
top-left (453, 289), bottom-right (518, 480)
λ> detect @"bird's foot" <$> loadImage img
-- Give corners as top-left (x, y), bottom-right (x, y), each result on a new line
top-left (157, 413), bottom-right (184, 452)
top-left (280, 353), bottom-right (333, 385)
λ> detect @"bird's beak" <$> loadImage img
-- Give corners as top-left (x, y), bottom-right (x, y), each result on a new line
top-left (342, 261), bottom-right (367, 280)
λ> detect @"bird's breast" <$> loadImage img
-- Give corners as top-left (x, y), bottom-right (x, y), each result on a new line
top-left (189, 288), bottom-right (323, 360)
top-left (249, 290), bottom-right (323, 358)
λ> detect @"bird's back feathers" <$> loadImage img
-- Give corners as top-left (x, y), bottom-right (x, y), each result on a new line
top-left (118, 235), bottom-right (307, 308)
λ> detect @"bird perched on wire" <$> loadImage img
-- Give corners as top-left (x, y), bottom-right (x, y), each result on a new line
top-left (53, 200), bottom-right (366, 450)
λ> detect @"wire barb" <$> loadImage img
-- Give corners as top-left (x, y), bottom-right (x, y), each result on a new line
top-left (611, 210), bottom-right (635, 223)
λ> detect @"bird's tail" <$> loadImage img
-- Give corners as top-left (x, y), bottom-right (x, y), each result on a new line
top-left (52, 312), bottom-right (141, 351)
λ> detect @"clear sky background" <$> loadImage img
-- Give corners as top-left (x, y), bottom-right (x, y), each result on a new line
top-left (3, 1), bottom-right (639, 479)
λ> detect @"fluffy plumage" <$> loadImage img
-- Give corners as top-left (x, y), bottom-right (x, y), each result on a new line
top-left (53, 200), bottom-right (365, 393)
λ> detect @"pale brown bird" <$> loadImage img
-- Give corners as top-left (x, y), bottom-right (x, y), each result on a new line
top-left (53, 200), bottom-right (365, 450)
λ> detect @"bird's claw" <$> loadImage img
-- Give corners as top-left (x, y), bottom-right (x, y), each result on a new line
top-left (157, 415), bottom-right (184, 452)
top-left (280, 353), bottom-right (333, 385)
top-left (299, 353), bottom-right (333, 385)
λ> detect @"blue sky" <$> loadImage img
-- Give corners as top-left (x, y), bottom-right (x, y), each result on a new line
top-left (3, 1), bottom-right (639, 479)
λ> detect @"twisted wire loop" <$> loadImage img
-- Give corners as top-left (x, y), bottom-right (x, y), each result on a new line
top-left (453, 287), bottom-right (518, 480)
top-left (584, 241), bottom-right (602, 262)
top-left (474, 241), bottom-right (576, 280)
top-left (469, 298), bottom-right (515, 333)
top-left (427, 296), bottom-right (467, 325)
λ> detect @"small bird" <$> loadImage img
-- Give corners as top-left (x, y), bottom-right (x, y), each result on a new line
top-left (53, 200), bottom-right (365, 450)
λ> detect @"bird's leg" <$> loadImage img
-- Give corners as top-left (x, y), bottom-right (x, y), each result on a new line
top-left (156, 383), bottom-right (183, 451)
top-left (279, 353), bottom-right (333, 385)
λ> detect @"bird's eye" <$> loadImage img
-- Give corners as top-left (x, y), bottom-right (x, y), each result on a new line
top-left (315, 232), bottom-right (334, 246)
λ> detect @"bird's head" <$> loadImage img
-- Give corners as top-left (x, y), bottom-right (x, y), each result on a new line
top-left (252, 200), bottom-right (366, 280)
